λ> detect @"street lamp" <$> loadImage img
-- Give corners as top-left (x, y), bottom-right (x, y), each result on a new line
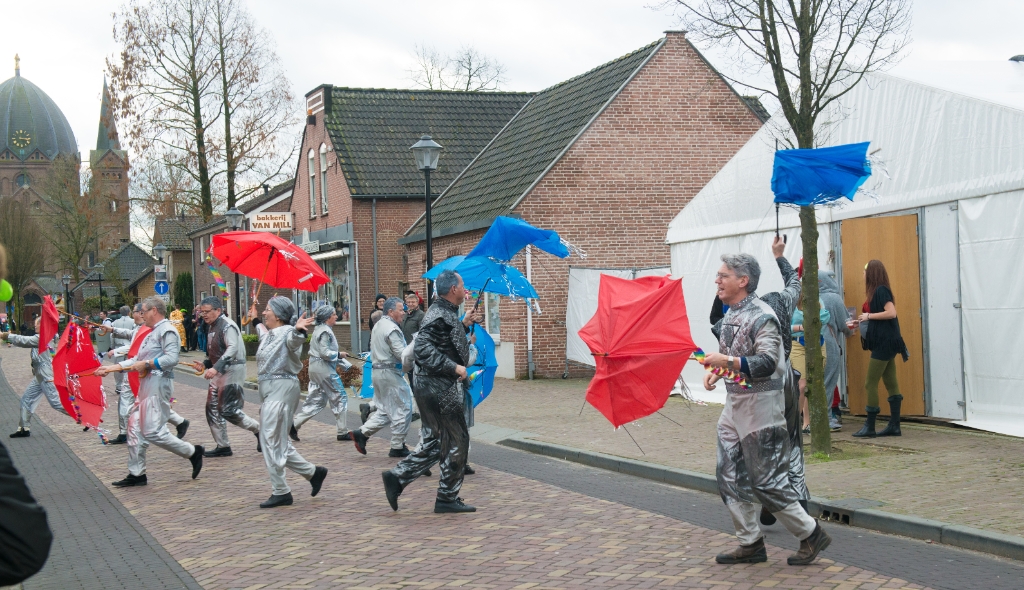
top-left (153, 242), bottom-right (167, 264)
top-left (225, 207), bottom-right (244, 322)
top-left (61, 274), bottom-right (71, 316)
top-left (410, 135), bottom-right (443, 302)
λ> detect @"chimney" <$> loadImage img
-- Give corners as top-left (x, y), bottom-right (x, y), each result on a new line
top-left (262, 183), bottom-right (270, 195)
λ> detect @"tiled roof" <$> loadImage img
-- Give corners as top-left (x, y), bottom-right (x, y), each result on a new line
top-left (154, 216), bottom-right (205, 250)
top-left (238, 179), bottom-right (294, 213)
top-left (321, 87), bottom-right (532, 198)
top-left (72, 242), bottom-right (155, 292)
top-left (188, 215), bottom-right (226, 237)
top-left (742, 96), bottom-right (771, 123)
top-left (408, 40), bottom-right (663, 236)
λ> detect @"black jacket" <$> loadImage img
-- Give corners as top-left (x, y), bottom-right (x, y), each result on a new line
top-left (413, 298), bottom-right (469, 405)
top-left (0, 441), bottom-right (52, 586)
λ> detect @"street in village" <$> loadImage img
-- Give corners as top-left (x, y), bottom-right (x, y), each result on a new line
top-left (4, 346), bottom-right (1024, 590)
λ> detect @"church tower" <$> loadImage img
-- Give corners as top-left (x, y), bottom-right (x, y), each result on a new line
top-left (89, 78), bottom-right (130, 255)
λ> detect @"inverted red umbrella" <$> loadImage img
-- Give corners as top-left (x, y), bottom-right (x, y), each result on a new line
top-left (38, 295), bottom-right (59, 353)
top-left (211, 231), bottom-right (329, 293)
top-left (578, 274), bottom-right (697, 428)
top-left (52, 323), bottom-right (105, 428)
top-left (126, 325), bottom-right (153, 397)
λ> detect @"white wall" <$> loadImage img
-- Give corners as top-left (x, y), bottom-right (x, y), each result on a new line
top-left (922, 203), bottom-right (965, 419)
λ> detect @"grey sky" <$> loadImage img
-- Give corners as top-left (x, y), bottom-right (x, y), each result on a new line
top-left (3, 0), bottom-right (1022, 164)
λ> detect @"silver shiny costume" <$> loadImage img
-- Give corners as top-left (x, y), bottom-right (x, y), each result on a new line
top-left (294, 315), bottom-right (349, 436)
top-left (390, 297), bottom-right (471, 503)
top-left (716, 293), bottom-right (817, 545)
top-left (360, 316), bottom-right (413, 449)
top-left (8, 334), bottom-right (66, 429)
top-left (204, 315), bottom-right (259, 443)
top-left (256, 317), bottom-right (316, 495)
top-left (120, 319), bottom-right (195, 476)
top-left (110, 321), bottom-right (139, 436)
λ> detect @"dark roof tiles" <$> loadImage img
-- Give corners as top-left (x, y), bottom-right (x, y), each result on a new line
top-left (155, 216), bottom-right (205, 250)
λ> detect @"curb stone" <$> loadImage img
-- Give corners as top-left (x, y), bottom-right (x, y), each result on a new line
top-left (498, 436), bottom-right (1024, 562)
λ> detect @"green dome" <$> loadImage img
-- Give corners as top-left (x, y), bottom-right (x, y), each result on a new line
top-left (0, 64), bottom-right (78, 160)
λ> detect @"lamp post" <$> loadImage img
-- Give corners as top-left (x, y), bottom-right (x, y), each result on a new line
top-left (410, 135), bottom-right (443, 302)
top-left (61, 274), bottom-right (71, 317)
top-left (225, 207), bottom-right (244, 323)
top-left (95, 263), bottom-right (105, 313)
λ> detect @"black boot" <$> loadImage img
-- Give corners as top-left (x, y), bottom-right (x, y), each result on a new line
top-left (310, 466), bottom-right (328, 497)
top-left (109, 434), bottom-right (128, 445)
top-left (382, 470), bottom-right (403, 511)
top-left (464, 464), bottom-right (476, 475)
top-left (351, 429), bottom-right (369, 455)
top-left (289, 424), bottom-right (300, 442)
top-left (877, 397), bottom-right (902, 437)
top-left (260, 492), bottom-right (293, 508)
top-left (176, 419), bottom-right (190, 439)
top-left (189, 445), bottom-right (204, 479)
top-left (852, 409), bottom-right (878, 438)
top-left (255, 431), bottom-right (262, 453)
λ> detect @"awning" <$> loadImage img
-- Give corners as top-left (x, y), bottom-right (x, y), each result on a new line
top-left (311, 247), bottom-right (349, 261)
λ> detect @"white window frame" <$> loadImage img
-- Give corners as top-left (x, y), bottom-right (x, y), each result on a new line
top-left (319, 143), bottom-right (329, 214)
top-left (483, 292), bottom-right (500, 342)
top-left (307, 149), bottom-right (317, 218)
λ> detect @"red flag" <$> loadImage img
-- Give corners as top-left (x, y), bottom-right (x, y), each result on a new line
top-left (53, 323), bottom-right (103, 424)
top-left (126, 325), bottom-right (152, 397)
top-left (39, 296), bottom-right (59, 353)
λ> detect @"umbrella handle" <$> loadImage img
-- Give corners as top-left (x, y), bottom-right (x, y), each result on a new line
top-left (241, 247), bottom-right (275, 326)
top-left (470, 278), bottom-right (491, 315)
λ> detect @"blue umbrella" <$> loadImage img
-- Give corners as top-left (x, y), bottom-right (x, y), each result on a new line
top-left (771, 142), bottom-right (872, 206)
top-left (467, 216), bottom-right (569, 261)
top-left (423, 255), bottom-right (539, 300)
top-left (466, 324), bottom-right (498, 407)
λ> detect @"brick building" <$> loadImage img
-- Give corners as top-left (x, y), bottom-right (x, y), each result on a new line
top-left (70, 242), bottom-right (157, 312)
top-left (187, 180), bottom-right (294, 325)
top-left (152, 214), bottom-right (205, 302)
top-left (402, 31), bottom-right (767, 378)
top-left (288, 87), bottom-right (531, 352)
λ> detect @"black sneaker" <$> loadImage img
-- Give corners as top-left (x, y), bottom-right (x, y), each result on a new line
top-left (204, 446), bottom-right (233, 457)
top-left (108, 434), bottom-right (128, 445)
top-left (464, 464), bottom-right (475, 475)
top-left (424, 468), bottom-right (432, 477)
top-left (337, 432), bottom-right (352, 441)
top-left (310, 466), bottom-right (328, 497)
top-left (289, 425), bottom-right (299, 442)
top-left (190, 445), bottom-right (204, 479)
top-left (259, 492), bottom-right (293, 508)
top-left (382, 470), bottom-right (402, 511)
top-left (255, 431), bottom-right (262, 453)
top-left (359, 403), bottom-right (372, 424)
top-left (176, 419), bottom-right (190, 439)
top-left (112, 473), bottom-right (148, 487)
top-left (434, 497), bottom-right (476, 514)
top-left (388, 445), bottom-right (410, 458)
top-left (9, 428), bottom-right (30, 438)
top-left (351, 430), bottom-right (369, 455)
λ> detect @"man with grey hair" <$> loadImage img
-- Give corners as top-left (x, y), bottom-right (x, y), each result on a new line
top-left (96, 296), bottom-right (204, 487)
top-left (382, 270), bottom-right (481, 514)
top-left (351, 297), bottom-right (414, 457)
top-left (702, 253), bottom-right (831, 566)
top-left (190, 296), bottom-right (259, 457)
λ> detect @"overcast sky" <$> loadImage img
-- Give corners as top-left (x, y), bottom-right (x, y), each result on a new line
top-left (3, 0), bottom-right (1023, 161)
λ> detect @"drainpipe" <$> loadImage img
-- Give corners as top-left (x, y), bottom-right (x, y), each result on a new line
top-left (351, 240), bottom-right (362, 354)
top-left (527, 244), bottom-right (534, 380)
top-left (372, 198), bottom-right (379, 295)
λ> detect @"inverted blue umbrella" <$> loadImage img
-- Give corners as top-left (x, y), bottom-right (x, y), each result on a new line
top-left (771, 142), bottom-right (872, 206)
top-left (466, 324), bottom-right (498, 407)
top-left (467, 216), bottom-right (570, 261)
top-left (423, 255), bottom-right (539, 300)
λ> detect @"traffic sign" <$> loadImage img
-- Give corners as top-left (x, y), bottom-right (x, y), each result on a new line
top-left (154, 281), bottom-right (169, 295)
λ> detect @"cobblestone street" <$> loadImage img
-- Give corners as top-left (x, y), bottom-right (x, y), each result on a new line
top-left (3, 347), bottom-right (1022, 589)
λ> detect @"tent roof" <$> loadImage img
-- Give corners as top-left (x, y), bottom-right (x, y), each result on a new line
top-left (666, 73), bottom-right (1024, 245)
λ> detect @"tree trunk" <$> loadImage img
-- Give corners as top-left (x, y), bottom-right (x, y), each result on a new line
top-left (800, 205), bottom-right (831, 455)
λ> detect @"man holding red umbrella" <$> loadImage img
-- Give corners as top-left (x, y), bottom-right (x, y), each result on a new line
top-left (703, 254), bottom-right (831, 566)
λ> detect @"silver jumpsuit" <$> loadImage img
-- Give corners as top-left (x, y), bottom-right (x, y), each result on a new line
top-left (360, 316), bottom-right (413, 449)
top-left (120, 319), bottom-right (195, 477)
top-left (715, 294), bottom-right (817, 546)
top-left (109, 316), bottom-right (136, 436)
top-left (294, 324), bottom-right (349, 436)
top-left (256, 324), bottom-right (316, 495)
top-left (204, 315), bottom-right (259, 445)
top-left (9, 334), bottom-right (66, 429)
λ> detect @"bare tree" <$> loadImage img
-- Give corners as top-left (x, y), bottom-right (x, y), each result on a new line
top-left (108, 0), bottom-right (222, 220)
top-left (40, 156), bottom-right (106, 283)
top-left (0, 200), bottom-right (46, 329)
top-left (667, 0), bottom-right (911, 454)
top-left (409, 44), bottom-right (508, 92)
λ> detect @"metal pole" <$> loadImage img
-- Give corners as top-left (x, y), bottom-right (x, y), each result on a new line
top-left (65, 285), bottom-right (71, 316)
top-left (98, 274), bottom-right (103, 311)
top-left (372, 198), bottom-right (379, 295)
top-left (424, 168), bottom-right (433, 303)
top-left (234, 272), bottom-right (241, 324)
top-left (527, 244), bottom-right (534, 380)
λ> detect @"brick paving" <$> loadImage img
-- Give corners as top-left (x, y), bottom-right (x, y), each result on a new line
top-left (474, 377), bottom-right (1024, 538)
top-left (0, 345), bottom-right (949, 590)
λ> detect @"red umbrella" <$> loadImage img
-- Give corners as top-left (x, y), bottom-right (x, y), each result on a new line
top-left (126, 325), bottom-right (153, 396)
top-left (578, 274), bottom-right (697, 428)
top-left (38, 296), bottom-right (59, 353)
top-left (52, 323), bottom-right (105, 428)
top-left (210, 231), bottom-right (329, 293)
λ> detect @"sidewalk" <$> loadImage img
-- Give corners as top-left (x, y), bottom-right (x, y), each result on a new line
top-left (471, 377), bottom-right (1024, 540)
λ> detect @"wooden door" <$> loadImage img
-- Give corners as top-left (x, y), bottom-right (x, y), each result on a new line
top-left (840, 215), bottom-right (926, 416)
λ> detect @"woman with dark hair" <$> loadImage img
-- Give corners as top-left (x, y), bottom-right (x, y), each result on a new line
top-left (852, 260), bottom-right (909, 438)
top-left (368, 294), bottom-right (387, 330)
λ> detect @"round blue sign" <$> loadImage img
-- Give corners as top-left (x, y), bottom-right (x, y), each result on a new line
top-left (154, 281), bottom-right (169, 295)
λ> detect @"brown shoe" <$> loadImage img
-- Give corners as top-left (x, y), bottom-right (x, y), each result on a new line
top-left (787, 523), bottom-right (832, 565)
top-left (715, 537), bottom-right (767, 564)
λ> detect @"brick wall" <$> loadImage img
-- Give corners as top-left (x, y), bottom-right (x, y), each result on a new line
top-left (404, 32), bottom-right (763, 378)
top-left (290, 115), bottom-right (353, 238)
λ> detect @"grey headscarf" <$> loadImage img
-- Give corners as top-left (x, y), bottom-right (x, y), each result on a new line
top-left (268, 296), bottom-right (297, 326)
top-left (314, 304), bottom-right (336, 324)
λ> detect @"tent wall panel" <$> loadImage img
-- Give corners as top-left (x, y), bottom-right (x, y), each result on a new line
top-left (922, 202), bottom-right (965, 419)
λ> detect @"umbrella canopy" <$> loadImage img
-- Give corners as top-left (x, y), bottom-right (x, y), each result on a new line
top-left (53, 323), bottom-right (105, 427)
top-left (39, 296), bottom-right (59, 353)
top-left (467, 216), bottom-right (569, 261)
top-left (211, 230), bottom-right (329, 292)
top-left (467, 324), bottom-right (498, 407)
top-left (423, 256), bottom-right (538, 299)
top-left (126, 325), bottom-right (153, 397)
top-left (771, 142), bottom-right (872, 206)
top-left (578, 274), bottom-right (697, 428)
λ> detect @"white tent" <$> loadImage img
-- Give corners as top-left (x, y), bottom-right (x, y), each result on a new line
top-left (666, 73), bottom-right (1024, 436)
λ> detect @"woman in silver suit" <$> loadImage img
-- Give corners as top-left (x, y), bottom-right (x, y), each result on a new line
top-left (291, 305), bottom-right (351, 442)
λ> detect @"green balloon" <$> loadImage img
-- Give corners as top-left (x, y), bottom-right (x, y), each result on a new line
top-left (0, 280), bottom-right (11, 302)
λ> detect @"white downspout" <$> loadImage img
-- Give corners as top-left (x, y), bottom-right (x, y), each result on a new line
top-left (526, 244), bottom-right (534, 380)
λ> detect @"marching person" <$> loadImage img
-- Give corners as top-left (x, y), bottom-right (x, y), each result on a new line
top-left (381, 270), bottom-right (479, 514)
top-left (250, 297), bottom-right (327, 508)
top-left (703, 254), bottom-right (831, 565)
top-left (106, 306), bottom-right (141, 444)
top-left (191, 296), bottom-right (260, 457)
top-left (351, 297), bottom-right (415, 457)
top-left (291, 305), bottom-right (352, 442)
top-left (4, 317), bottom-right (67, 438)
top-left (95, 297), bottom-right (204, 487)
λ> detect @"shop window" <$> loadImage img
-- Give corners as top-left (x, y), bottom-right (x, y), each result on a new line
top-left (319, 144), bottom-right (329, 214)
top-left (463, 291), bottom-right (500, 342)
top-left (307, 149), bottom-right (316, 218)
top-left (310, 254), bottom-right (351, 323)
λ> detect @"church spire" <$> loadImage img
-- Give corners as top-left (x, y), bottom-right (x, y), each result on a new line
top-left (96, 77), bottom-right (121, 151)
top-left (14, 54), bottom-right (20, 77)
